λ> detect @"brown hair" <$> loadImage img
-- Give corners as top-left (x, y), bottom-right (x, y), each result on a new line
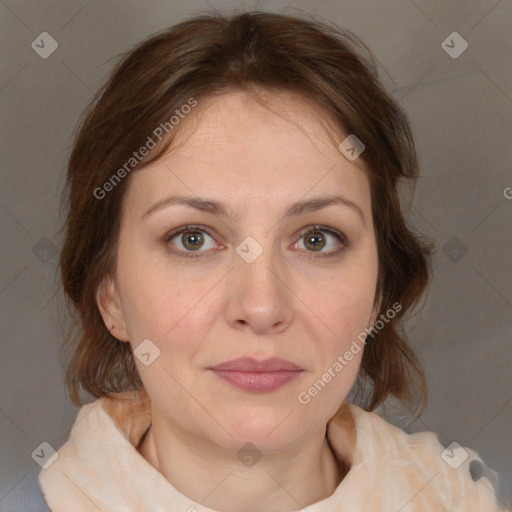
top-left (58, 10), bottom-right (434, 416)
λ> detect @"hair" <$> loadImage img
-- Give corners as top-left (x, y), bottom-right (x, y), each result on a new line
top-left (58, 9), bottom-right (435, 418)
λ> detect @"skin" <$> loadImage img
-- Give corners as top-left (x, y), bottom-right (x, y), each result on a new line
top-left (96, 89), bottom-right (380, 512)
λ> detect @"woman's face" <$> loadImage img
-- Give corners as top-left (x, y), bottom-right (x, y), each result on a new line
top-left (98, 90), bottom-right (379, 452)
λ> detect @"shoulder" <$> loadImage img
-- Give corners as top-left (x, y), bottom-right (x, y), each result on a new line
top-left (38, 397), bottom-right (111, 510)
top-left (38, 436), bottom-right (98, 511)
top-left (38, 390), bottom-right (151, 511)
top-left (345, 403), bottom-right (508, 511)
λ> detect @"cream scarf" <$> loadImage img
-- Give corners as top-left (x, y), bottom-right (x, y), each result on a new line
top-left (39, 388), bottom-right (507, 511)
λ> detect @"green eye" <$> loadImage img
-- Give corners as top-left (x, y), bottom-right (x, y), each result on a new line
top-left (294, 226), bottom-right (348, 258)
top-left (165, 225), bottom-right (218, 258)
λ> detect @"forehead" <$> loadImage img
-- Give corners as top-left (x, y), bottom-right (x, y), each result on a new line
top-left (123, 90), bottom-right (371, 218)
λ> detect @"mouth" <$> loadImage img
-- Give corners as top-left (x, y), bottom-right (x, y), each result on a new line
top-left (208, 357), bottom-right (304, 393)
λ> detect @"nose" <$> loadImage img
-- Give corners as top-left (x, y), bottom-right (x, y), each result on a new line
top-left (224, 242), bottom-right (294, 335)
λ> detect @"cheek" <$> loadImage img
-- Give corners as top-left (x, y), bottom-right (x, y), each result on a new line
top-left (297, 269), bottom-right (376, 412)
top-left (332, 282), bottom-right (375, 336)
top-left (306, 261), bottom-right (378, 344)
top-left (115, 241), bottom-right (177, 333)
top-left (117, 256), bottom-right (220, 356)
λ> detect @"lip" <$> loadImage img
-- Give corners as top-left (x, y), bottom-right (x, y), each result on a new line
top-left (208, 357), bottom-right (304, 392)
top-left (209, 357), bottom-right (303, 372)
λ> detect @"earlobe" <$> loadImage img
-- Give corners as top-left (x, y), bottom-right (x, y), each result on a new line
top-left (95, 275), bottom-right (130, 342)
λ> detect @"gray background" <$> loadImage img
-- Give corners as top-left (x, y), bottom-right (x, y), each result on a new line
top-left (0, 0), bottom-right (510, 510)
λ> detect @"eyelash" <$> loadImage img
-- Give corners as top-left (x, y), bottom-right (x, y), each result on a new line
top-left (163, 224), bottom-right (349, 260)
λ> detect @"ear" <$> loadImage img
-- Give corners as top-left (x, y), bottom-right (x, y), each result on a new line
top-left (96, 275), bottom-right (130, 342)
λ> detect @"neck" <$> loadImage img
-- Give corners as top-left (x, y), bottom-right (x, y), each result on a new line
top-left (137, 414), bottom-right (351, 512)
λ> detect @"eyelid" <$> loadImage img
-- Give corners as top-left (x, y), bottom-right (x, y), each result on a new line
top-left (164, 224), bottom-right (217, 242)
top-left (293, 224), bottom-right (348, 246)
top-left (164, 224), bottom-right (223, 250)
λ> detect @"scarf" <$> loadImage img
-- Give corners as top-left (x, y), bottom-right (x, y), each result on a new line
top-left (39, 388), bottom-right (507, 511)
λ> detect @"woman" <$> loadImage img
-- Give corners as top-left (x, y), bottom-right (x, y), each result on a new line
top-left (38, 10), bottom-right (506, 512)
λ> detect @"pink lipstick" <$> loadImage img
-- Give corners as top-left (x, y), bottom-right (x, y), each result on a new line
top-left (209, 357), bottom-right (303, 392)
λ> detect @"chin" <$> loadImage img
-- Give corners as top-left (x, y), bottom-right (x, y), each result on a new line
top-left (218, 409), bottom-right (303, 448)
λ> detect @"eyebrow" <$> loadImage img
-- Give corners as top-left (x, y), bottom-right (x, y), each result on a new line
top-left (141, 193), bottom-right (366, 226)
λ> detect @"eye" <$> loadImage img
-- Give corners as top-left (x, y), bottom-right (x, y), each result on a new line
top-left (165, 225), bottom-right (220, 258)
top-left (292, 225), bottom-right (348, 258)
top-left (164, 224), bottom-right (348, 260)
